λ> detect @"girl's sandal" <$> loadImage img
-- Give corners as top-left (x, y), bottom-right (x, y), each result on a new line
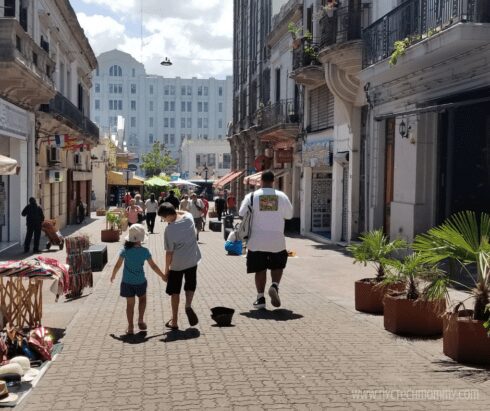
top-left (138, 322), bottom-right (147, 331)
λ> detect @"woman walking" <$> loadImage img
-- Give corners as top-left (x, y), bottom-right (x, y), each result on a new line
top-left (145, 194), bottom-right (158, 234)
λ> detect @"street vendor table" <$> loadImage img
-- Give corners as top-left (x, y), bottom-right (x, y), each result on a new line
top-left (0, 258), bottom-right (69, 328)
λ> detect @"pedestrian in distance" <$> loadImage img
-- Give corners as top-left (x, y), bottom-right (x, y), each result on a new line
top-left (21, 197), bottom-right (44, 253)
top-left (124, 191), bottom-right (132, 207)
top-left (91, 190), bottom-right (96, 211)
top-left (164, 190), bottom-right (180, 209)
top-left (188, 193), bottom-right (204, 241)
top-left (214, 192), bottom-right (226, 221)
top-left (227, 193), bottom-right (237, 216)
top-left (145, 193), bottom-right (158, 234)
top-left (179, 194), bottom-right (190, 212)
top-left (158, 203), bottom-right (201, 330)
top-left (134, 194), bottom-right (145, 223)
top-left (126, 199), bottom-right (143, 227)
top-left (110, 224), bottom-right (167, 335)
top-left (239, 170), bottom-right (293, 309)
top-left (76, 200), bottom-right (85, 224)
top-left (198, 194), bottom-right (209, 231)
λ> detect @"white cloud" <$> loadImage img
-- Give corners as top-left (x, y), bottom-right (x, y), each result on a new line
top-left (76, 0), bottom-right (232, 79)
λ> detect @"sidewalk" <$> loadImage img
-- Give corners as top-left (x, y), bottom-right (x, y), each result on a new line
top-left (12, 217), bottom-right (490, 410)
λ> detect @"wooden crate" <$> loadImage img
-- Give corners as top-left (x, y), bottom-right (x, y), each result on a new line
top-left (0, 277), bottom-right (42, 328)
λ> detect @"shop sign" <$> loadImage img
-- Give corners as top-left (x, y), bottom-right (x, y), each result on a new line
top-left (276, 149), bottom-right (293, 163)
top-left (254, 155), bottom-right (271, 171)
top-left (128, 164), bottom-right (138, 171)
top-left (0, 98), bottom-right (29, 140)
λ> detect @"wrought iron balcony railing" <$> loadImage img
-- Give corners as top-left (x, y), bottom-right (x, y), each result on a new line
top-left (292, 42), bottom-right (321, 70)
top-left (40, 92), bottom-right (100, 141)
top-left (319, 3), bottom-right (362, 49)
top-left (256, 99), bottom-right (302, 130)
top-left (363, 0), bottom-right (490, 67)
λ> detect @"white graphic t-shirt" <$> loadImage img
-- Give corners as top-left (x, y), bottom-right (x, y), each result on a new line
top-left (238, 188), bottom-right (293, 252)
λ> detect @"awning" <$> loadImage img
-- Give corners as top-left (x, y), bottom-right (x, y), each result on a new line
top-left (213, 170), bottom-right (245, 190)
top-left (107, 171), bottom-right (145, 186)
top-left (0, 154), bottom-right (18, 175)
top-left (243, 170), bottom-right (288, 187)
top-left (144, 176), bottom-right (170, 187)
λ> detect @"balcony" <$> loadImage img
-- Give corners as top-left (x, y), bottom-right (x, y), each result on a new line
top-left (0, 18), bottom-right (55, 108)
top-left (319, 4), bottom-right (362, 50)
top-left (256, 99), bottom-right (302, 142)
top-left (363, 0), bottom-right (490, 77)
top-left (290, 42), bottom-right (324, 87)
top-left (39, 93), bottom-right (100, 143)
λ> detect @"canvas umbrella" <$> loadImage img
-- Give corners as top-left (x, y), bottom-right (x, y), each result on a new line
top-left (168, 178), bottom-right (198, 187)
top-left (144, 176), bottom-right (170, 187)
top-left (0, 155), bottom-right (18, 175)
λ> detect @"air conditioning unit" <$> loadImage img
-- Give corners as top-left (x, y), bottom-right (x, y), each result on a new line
top-left (48, 147), bottom-right (61, 163)
top-left (47, 170), bottom-right (63, 183)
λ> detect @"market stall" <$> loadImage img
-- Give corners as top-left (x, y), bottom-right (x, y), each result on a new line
top-left (107, 171), bottom-right (145, 206)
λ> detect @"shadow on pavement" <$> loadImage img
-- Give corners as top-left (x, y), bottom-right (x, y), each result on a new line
top-left (431, 360), bottom-right (490, 383)
top-left (64, 293), bottom-right (91, 303)
top-left (240, 309), bottom-right (303, 321)
top-left (110, 331), bottom-right (163, 344)
top-left (161, 328), bottom-right (200, 342)
top-left (47, 327), bottom-right (66, 343)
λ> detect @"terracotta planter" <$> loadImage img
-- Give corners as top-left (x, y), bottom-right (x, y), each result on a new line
top-left (101, 229), bottom-right (120, 243)
top-left (383, 294), bottom-right (445, 336)
top-left (354, 279), bottom-right (404, 314)
top-left (96, 209), bottom-right (106, 216)
top-left (443, 310), bottom-right (490, 365)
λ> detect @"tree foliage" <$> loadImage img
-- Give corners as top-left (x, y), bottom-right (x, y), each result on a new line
top-left (140, 142), bottom-right (177, 177)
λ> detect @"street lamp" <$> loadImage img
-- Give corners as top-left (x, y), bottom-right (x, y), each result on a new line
top-left (160, 57), bottom-right (173, 66)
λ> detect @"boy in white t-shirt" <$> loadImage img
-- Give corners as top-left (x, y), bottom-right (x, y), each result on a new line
top-left (239, 170), bottom-right (293, 309)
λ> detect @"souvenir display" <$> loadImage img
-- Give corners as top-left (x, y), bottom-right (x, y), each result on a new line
top-left (65, 235), bottom-right (93, 297)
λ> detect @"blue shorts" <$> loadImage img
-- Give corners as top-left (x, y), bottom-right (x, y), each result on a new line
top-left (120, 281), bottom-right (147, 298)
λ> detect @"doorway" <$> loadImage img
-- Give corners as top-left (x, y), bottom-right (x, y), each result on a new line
top-left (311, 172), bottom-right (332, 236)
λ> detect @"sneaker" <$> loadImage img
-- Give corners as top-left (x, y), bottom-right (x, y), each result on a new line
top-left (268, 284), bottom-right (281, 308)
top-left (253, 296), bottom-right (266, 309)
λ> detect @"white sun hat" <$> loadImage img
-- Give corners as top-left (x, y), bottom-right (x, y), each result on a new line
top-left (125, 223), bottom-right (147, 243)
top-left (9, 356), bottom-right (40, 382)
top-left (0, 381), bottom-right (18, 403)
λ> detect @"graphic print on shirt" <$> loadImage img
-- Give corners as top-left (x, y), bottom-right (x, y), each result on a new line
top-left (259, 195), bottom-right (279, 211)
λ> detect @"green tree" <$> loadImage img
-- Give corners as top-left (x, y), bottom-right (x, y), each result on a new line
top-left (140, 142), bottom-right (177, 177)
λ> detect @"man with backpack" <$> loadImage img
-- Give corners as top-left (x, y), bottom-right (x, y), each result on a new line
top-left (238, 170), bottom-right (293, 309)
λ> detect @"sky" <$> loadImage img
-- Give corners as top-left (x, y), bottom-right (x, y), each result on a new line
top-left (71, 0), bottom-right (233, 79)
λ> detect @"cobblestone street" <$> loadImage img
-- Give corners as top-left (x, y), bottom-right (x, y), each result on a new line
top-left (11, 216), bottom-right (490, 410)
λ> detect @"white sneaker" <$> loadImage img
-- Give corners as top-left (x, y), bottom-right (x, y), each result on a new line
top-left (268, 284), bottom-right (281, 307)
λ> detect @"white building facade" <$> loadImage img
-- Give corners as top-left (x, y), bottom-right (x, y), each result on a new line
top-left (91, 50), bottom-right (233, 175)
top-left (180, 138), bottom-right (231, 181)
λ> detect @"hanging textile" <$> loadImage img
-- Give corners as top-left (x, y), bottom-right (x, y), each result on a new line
top-left (65, 235), bottom-right (93, 297)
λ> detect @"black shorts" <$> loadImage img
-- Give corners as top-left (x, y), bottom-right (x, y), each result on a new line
top-left (166, 266), bottom-right (197, 295)
top-left (120, 281), bottom-right (147, 298)
top-left (246, 250), bottom-right (288, 273)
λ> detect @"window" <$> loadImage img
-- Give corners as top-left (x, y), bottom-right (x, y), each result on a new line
top-left (181, 86), bottom-right (186, 96)
top-left (110, 84), bottom-right (122, 94)
top-left (96, 67), bottom-right (99, 76)
top-left (164, 101), bottom-right (169, 111)
top-left (187, 102), bottom-right (191, 112)
top-left (109, 65), bottom-right (122, 76)
top-left (187, 86), bottom-right (192, 95)
top-left (131, 84), bottom-right (136, 94)
top-left (132, 68), bottom-right (135, 77)
top-left (204, 86), bottom-right (208, 96)
top-left (218, 119), bottom-right (222, 128)
top-left (219, 86), bottom-right (223, 96)
top-left (203, 118), bottom-right (208, 128)
top-left (223, 153), bottom-right (231, 169)
top-left (131, 117), bottom-right (136, 127)
top-left (118, 100), bottom-right (122, 110)
top-left (131, 100), bottom-right (136, 110)
top-left (149, 101), bottom-right (154, 111)
top-left (181, 133), bottom-right (186, 142)
top-left (95, 100), bottom-right (100, 110)
top-left (204, 102), bottom-right (208, 112)
top-left (164, 85), bottom-right (169, 95)
top-left (181, 118), bottom-right (186, 128)
top-left (95, 116), bottom-right (100, 124)
top-left (170, 118), bottom-right (175, 128)
top-left (187, 117), bottom-right (192, 128)
top-left (109, 116), bottom-right (117, 127)
top-left (170, 101), bottom-right (175, 111)
top-left (95, 83), bottom-right (100, 93)
top-left (164, 134), bottom-right (169, 144)
top-left (219, 102), bottom-right (223, 112)
top-left (149, 85), bottom-right (154, 94)
top-left (108, 100), bottom-right (122, 110)
top-left (149, 117), bottom-right (154, 127)
top-left (198, 118), bottom-right (202, 128)
top-left (181, 101), bottom-right (186, 112)
top-left (170, 85), bottom-right (175, 95)
top-left (197, 86), bottom-right (202, 96)
top-left (198, 102), bottom-right (202, 112)
top-left (207, 153), bottom-right (215, 166)
top-left (170, 134), bottom-right (175, 145)
top-left (164, 118), bottom-right (169, 127)
top-left (149, 134), bottom-right (154, 144)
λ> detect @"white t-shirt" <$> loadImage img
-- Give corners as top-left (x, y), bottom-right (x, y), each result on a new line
top-left (239, 188), bottom-right (293, 252)
top-left (145, 199), bottom-right (159, 213)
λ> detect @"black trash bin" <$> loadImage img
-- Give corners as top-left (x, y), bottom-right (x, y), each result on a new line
top-left (223, 214), bottom-right (234, 240)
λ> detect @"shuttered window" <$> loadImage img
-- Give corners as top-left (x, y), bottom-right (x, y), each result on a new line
top-left (309, 85), bottom-right (334, 132)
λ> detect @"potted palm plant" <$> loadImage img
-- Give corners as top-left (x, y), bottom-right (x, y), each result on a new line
top-left (413, 211), bottom-right (490, 364)
top-left (101, 212), bottom-right (121, 242)
top-left (382, 253), bottom-right (447, 336)
top-left (347, 229), bottom-right (406, 314)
